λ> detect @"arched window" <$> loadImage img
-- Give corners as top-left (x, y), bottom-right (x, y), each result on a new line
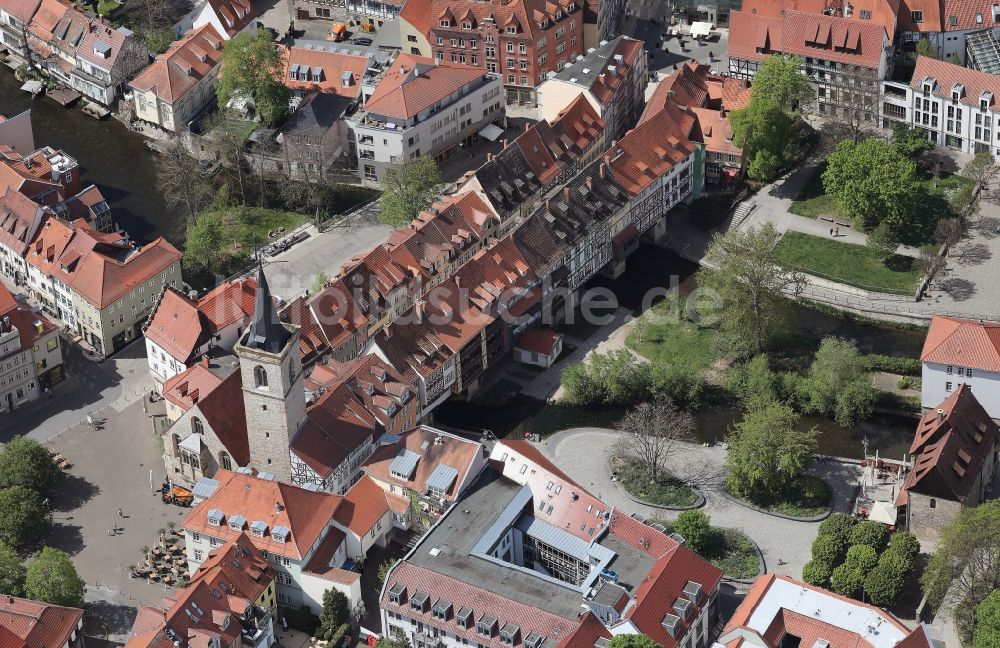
top-left (254, 365), bottom-right (268, 388)
top-left (192, 416), bottom-right (204, 436)
top-left (171, 433), bottom-right (180, 455)
top-left (219, 451), bottom-right (232, 471)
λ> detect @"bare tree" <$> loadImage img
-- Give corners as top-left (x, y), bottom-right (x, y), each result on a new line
top-left (935, 217), bottom-right (964, 248)
top-left (918, 249), bottom-right (947, 283)
top-left (126, 0), bottom-right (182, 34)
top-left (617, 397), bottom-right (694, 482)
top-left (205, 111), bottom-right (254, 206)
top-left (280, 121), bottom-right (341, 227)
top-left (157, 140), bottom-right (214, 225)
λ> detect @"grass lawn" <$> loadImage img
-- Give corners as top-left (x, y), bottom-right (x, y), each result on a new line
top-left (96, 0), bottom-right (121, 15)
top-left (774, 231), bottom-right (923, 295)
top-left (626, 298), bottom-right (720, 370)
top-left (612, 457), bottom-right (698, 507)
top-left (789, 163), bottom-right (844, 220)
top-left (204, 208), bottom-right (310, 254)
top-left (727, 474), bottom-right (832, 518)
top-left (652, 520), bottom-right (761, 579)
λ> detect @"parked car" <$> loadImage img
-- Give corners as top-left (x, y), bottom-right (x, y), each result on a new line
top-left (353, 37), bottom-right (373, 45)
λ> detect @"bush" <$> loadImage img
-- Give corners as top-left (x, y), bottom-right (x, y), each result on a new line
top-left (896, 376), bottom-right (917, 390)
top-left (887, 531), bottom-right (920, 564)
top-left (802, 559), bottom-right (832, 587)
top-left (674, 510), bottom-right (711, 554)
top-left (649, 359), bottom-right (705, 407)
top-left (859, 354), bottom-right (922, 375)
top-left (811, 534), bottom-right (846, 565)
top-left (326, 623), bottom-right (350, 647)
top-left (833, 378), bottom-right (878, 427)
top-left (561, 350), bottom-right (652, 407)
top-left (844, 544), bottom-right (878, 572)
top-left (818, 513), bottom-right (858, 546)
top-left (849, 520), bottom-right (889, 551)
top-left (830, 564), bottom-right (865, 598)
top-left (878, 549), bottom-right (910, 575)
top-left (864, 564), bottom-right (905, 606)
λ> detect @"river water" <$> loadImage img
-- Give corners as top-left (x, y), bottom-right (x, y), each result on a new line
top-left (435, 244), bottom-right (926, 460)
top-left (0, 70), bottom-right (178, 244)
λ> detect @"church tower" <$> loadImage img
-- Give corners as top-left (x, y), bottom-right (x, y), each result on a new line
top-left (235, 262), bottom-right (305, 482)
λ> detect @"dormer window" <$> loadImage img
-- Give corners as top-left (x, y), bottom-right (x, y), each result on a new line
top-left (228, 514), bottom-right (246, 531)
top-left (456, 607), bottom-right (474, 628)
top-left (568, 2), bottom-right (575, 10)
top-left (440, 19), bottom-right (450, 27)
top-left (912, 10), bottom-right (923, 22)
top-left (272, 525), bottom-right (290, 542)
top-left (432, 599), bottom-right (452, 620)
top-left (477, 615), bottom-right (497, 637)
top-left (555, 10), bottom-right (562, 19)
top-left (388, 583), bottom-right (406, 605)
top-left (506, 26), bottom-right (517, 33)
top-left (977, 11), bottom-right (984, 22)
top-left (860, 9), bottom-right (870, 18)
top-left (207, 508), bottom-right (224, 526)
top-left (524, 633), bottom-right (545, 648)
top-left (499, 624), bottom-right (520, 646)
top-left (250, 520), bottom-right (268, 537)
top-left (410, 591), bottom-right (430, 613)
top-left (922, 81), bottom-right (932, 95)
top-left (462, 21), bottom-right (472, 28)
top-left (953, 91), bottom-right (961, 103)
top-left (661, 613), bottom-right (681, 638)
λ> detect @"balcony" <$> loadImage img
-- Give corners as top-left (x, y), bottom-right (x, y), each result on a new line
top-left (241, 607), bottom-right (272, 647)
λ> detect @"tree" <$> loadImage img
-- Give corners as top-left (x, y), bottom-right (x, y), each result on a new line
top-left (157, 140), bottom-right (214, 225)
top-left (0, 541), bottom-right (26, 597)
top-left (0, 487), bottom-right (49, 549)
top-left (310, 272), bottom-right (330, 295)
top-left (974, 591), bottom-right (1000, 648)
top-left (218, 29), bottom-right (291, 127)
top-left (864, 564), bottom-right (905, 606)
top-left (866, 223), bottom-right (901, 263)
top-left (378, 157), bottom-right (442, 226)
top-left (800, 338), bottom-right (877, 426)
top-left (724, 403), bottom-right (818, 500)
top-left (204, 111), bottom-right (257, 206)
top-left (887, 531), bottom-right (920, 564)
top-left (730, 100), bottom-right (796, 183)
top-left (728, 354), bottom-right (779, 411)
top-left (818, 513), bottom-right (858, 546)
top-left (0, 436), bottom-right (63, 496)
top-left (649, 359), bottom-right (705, 407)
top-left (319, 589), bottom-right (350, 638)
top-left (830, 564), bottom-right (865, 598)
top-left (844, 544), bottom-right (878, 572)
top-left (25, 548), bottom-right (84, 608)
top-left (823, 138), bottom-right (919, 231)
top-left (964, 151), bottom-right (995, 187)
top-left (811, 534), bottom-right (846, 566)
top-left (934, 218), bottom-right (963, 247)
top-left (922, 501), bottom-right (1000, 641)
top-left (917, 249), bottom-right (947, 283)
top-left (698, 223), bottom-right (805, 355)
top-left (125, 0), bottom-right (177, 35)
top-left (183, 212), bottom-right (227, 276)
top-left (618, 398), bottom-right (693, 482)
top-left (561, 349), bottom-right (652, 407)
top-left (849, 520), bottom-right (889, 552)
top-left (914, 38), bottom-right (937, 60)
top-left (892, 123), bottom-right (934, 159)
top-left (749, 54), bottom-right (813, 116)
top-left (608, 635), bottom-right (661, 648)
top-left (674, 510), bottom-right (711, 554)
top-left (833, 378), bottom-right (877, 427)
top-left (802, 559), bottom-right (832, 587)
top-left (377, 559), bottom-right (395, 586)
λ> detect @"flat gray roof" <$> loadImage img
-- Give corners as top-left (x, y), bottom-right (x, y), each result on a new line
top-left (551, 36), bottom-right (627, 88)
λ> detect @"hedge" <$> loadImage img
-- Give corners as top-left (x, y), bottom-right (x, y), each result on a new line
top-left (860, 354), bottom-right (922, 376)
top-left (328, 623), bottom-right (350, 647)
top-left (888, 531), bottom-right (920, 564)
top-left (830, 564), bottom-right (864, 598)
top-left (864, 564), bottom-right (905, 606)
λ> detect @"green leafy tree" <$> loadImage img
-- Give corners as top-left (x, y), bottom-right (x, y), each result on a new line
top-left (674, 510), bottom-right (711, 554)
top-left (377, 559), bottom-right (395, 586)
top-left (0, 436), bottom-right (63, 495)
top-left (25, 548), bottom-right (84, 608)
top-left (822, 138), bottom-right (919, 231)
top-left (649, 359), bottom-right (705, 407)
top-left (811, 534), bottom-right (847, 565)
top-left (801, 338), bottom-right (877, 426)
top-left (319, 589), bottom-right (350, 638)
top-left (922, 501), bottom-right (1000, 642)
top-left (730, 100), bottom-right (796, 183)
top-left (866, 223), bottom-right (901, 263)
top-left (183, 212), bottom-right (227, 276)
top-left (0, 541), bottom-right (26, 596)
top-left (310, 272), bottom-right (330, 295)
top-left (0, 487), bottom-right (49, 549)
top-left (891, 123), bottom-right (934, 158)
top-left (818, 513), bottom-right (858, 545)
top-left (608, 635), bottom-right (661, 648)
top-left (830, 564), bottom-right (864, 599)
top-left (849, 520), bottom-right (889, 551)
top-left (887, 531), bottom-right (920, 564)
top-left (748, 54), bottom-right (814, 116)
top-left (974, 590), bottom-right (1000, 648)
top-left (377, 157), bottom-right (442, 226)
top-left (218, 29), bottom-right (291, 126)
top-left (724, 403), bottom-right (818, 500)
top-left (728, 354), bottom-right (779, 411)
top-left (698, 223), bottom-right (804, 355)
top-left (561, 349), bottom-right (652, 406)
top-left (802, 559), bottom-right (832, 587)
top-left (844, 544), bottom-right (878, 572)
top-left (914, 38), bottom-right (937, 59)
top-left (833, 379), bottom-right (877, 427)
top-left (864, 564), bottom-right (905, 607)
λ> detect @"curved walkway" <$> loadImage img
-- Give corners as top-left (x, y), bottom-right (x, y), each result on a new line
top-left (539, 427), bottom-right (862, 579)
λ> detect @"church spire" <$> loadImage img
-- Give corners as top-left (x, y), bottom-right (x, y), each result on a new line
top-left (245, 260), bottom-right (291, 354)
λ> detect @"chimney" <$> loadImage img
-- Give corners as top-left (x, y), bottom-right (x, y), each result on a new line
top-left (201, 356), bottom-right (210, 368)
top-left (545, 198), bottom-right (551, 212)
top-left (585, 176), bottom-right (593, 191)
top-left (454, 275), bottom-right (461, 289)
top-left (563, 187), bottom-right (571, 202)
top-left (415, 299), bottom-right (425, 323)
top-left (524, 122), bottom-right (530, 132)
top-left (487, 153), bottom-right (494, 162)
top-left (501, 139), bottom-right (508, 149)
top-left (720, 106), bottom-right (726, 118)
top-left (599, 162), bottom-right (607, 178)
top-left (434, 55), bottom-right (441, 65)
top-left (937, 408), bottom-right (945, 422)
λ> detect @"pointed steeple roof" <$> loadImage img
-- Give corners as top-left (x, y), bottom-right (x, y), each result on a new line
top-left (244, 260), bottom-right (291, 353)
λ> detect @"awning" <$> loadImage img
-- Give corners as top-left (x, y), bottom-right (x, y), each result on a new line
top-left (869, 501), bottom-right (897, 525)
top-left (479, 123), bottom-right (504, 141)
top-left (691, 21), bottom-right (713, 37)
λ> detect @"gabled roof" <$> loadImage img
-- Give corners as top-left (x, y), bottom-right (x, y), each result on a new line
top-left (921, 314), bottom-right (1000, 372)
top-left (364, 426), bottom-right (482, 500)
top-left (145, 287), bottom-right (212, 364)
top-left (364, 53), bottom-right (490, 120)
top-left (0, 291), bottom-right (59, 361)
top-left (130, 24), bottom-right (224, 103)
top-left (290, 380), bottom-right (383, 479)
top-left (332, 475), bottom-right (390, 536)
top-left (911, 56), bottom-right (1000, 110)
top-left (181, 470), bottom-right (343, 560)
top-left (280, 44), bottom-right (368, 98)
top-left (608, 101), bottom-right (696, 196)
top-left (205, 0), bottom-right (256, 37)
top-left (77, 19), bottom-right (131, 70)
top-left (941, 0), bottom-right (995, 31)
top-left (305, 354), bottom-right (416, 427)
top-left (0, 596), bottom-right (82, 648)
top-left (515, 328), bottom-right (561, 355)
top-left (1, 0), bottom-right (42, 23)
top-left (163, 355), bottom-right (240, 413)
top-left (0, 187), bottom-right (46, 256)
top-left (901, 384), bottom-right (998, 503)
top-left (177, 362), bottom-right (250, 465)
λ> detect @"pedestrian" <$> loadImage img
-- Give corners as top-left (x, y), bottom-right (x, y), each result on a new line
top-left (117, 507), bottom-right (123, 518)
top-left (835, 226), bottom-right (840, 237)
top-left (829, 227), bottom-right (834, 236)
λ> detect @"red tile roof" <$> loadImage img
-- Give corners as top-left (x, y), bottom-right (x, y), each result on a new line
top-left (168, 361), bottom-right (248, 464)
top-left (901, 384), bottom-right (998, 503)
top-left (145, 287), bottom-right (211, 364)
top-left (25, 216), bottom-right (74, 276)
top-left (188, 532), bottom-right (276, 605)
top-left (305, 354), bottom-right (416, 428)
top-left (76, 18), bottom-right (131, 70)
top-left (921, 315), bottom-right (1000, 372)
top-left (0, 284), bottom-right (57, 362)
top-left (0, 597), bottom-right (82, 648)
top-left (182, 470), bottom-right (344, 560)
top-left (588, 37), bottom-right (644, 107)
top-left (364, 426), bottom-right (482, 500)
top-left (364, 53), bottom-right (490, 119)
top-left (0, 188), bottom-right (45, 256)
top-left (280, 45), bottom-right (368, 98)
top-left (302, 526), bottom-right (360, 585)
top-left (163, 358), bottom-right (228, 412)
top-left (333, 475), bottom-right (390, 536)
top-left (290, 383), bottom-right (382, 479)
top-left (514, 328), bottom-right (561, 355)
top-left (1, 0), bottom-right (41, 22)
top-left (608, 101), bottom-right (696, 196)
top-left (206, 0), bottom-right (256, 37)
top-left (911, 56), bottom-right (1000, 110)
top-left (898, 0), bottom-right (942, 31)
top-left (941, 0), bottom-right (995, 30)
top-left (556, 613), bottom-right (610, 648)
top-left (130, 24), bottom-right (225, 103)
top-left (690, 107), bottom-right (742, 157)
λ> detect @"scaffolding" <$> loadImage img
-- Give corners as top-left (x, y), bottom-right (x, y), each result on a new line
top-left (966, 29), bottom-right (1000, 76)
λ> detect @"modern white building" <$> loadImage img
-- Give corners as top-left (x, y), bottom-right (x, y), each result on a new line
top-left (351, 53), bottom-right (504, 187)
top-left (174, 0), bottom-right (257, 40)
top-left (920, 315), bottom-right (1000, 419)
top-left (882, 55), bottom-right (1000, 156)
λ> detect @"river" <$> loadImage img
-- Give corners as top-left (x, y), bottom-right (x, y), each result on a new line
top-left (0, 69), bottom-right (179, 244)
top-left (434, 244), bottom-right (927, 460)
